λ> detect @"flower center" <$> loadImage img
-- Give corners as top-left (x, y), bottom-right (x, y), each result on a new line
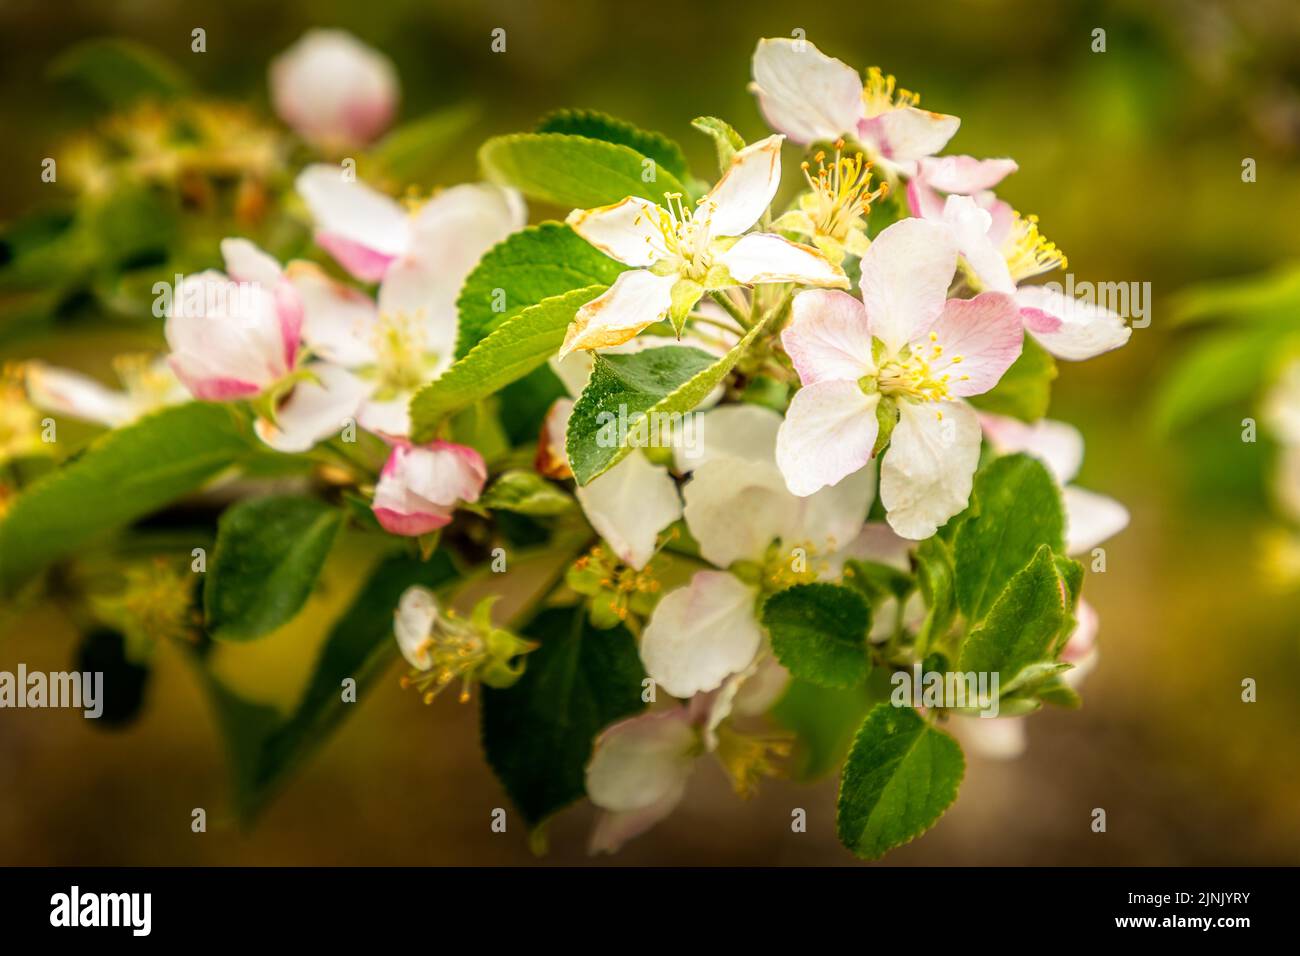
top-left (113, 353), bottom-right (175, 410)
top-left (1002, 212), bottom-right (1067, 282)
top-left (861, 66), bottom-right (920, 118)
top-left (872, 333), bottom-right (965, 403)
top-left (400, 615), bottom-right (488, 705)
top-left (652, 192), bottom-right (714, 280)
top-left (801, 140), bottom-right (888, 241)
top-left (372, 311), bottom-right (435, 396)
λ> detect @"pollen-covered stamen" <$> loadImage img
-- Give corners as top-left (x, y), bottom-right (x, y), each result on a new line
top-left (861, 66), bottom-right (920, 117)
top-left (873, 332), bottom-right (969, 403)
top-left (112, 353), bottom-right (174, 408)
top-left (372, 311), bottom-right (433, 394)
top-left (714, 724), bottom-right (793, 798)
top-left (642, 192), bottom-right (715, 281)
top-left (1002, 211), bottom-right (1068, 282)
top-left (399, 612), bottom-right (489, 705)
top-left (800, 140), bottom-right (888, 241)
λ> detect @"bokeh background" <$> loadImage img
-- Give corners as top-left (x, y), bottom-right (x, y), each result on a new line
top-left (2, 0), bottom-right (1299, 865)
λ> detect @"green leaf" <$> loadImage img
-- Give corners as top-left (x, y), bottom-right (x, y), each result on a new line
top-left (836, 704), bottom-right (964, 860)
top-left (0, 403), bottom-right (251, 598)
top-left (479, 132), bottom-right (689, 209)
top-left (763, 583), bottom-right (871, 688)
top-left (1169, 263), bottom-right (1300, 327)
top-left (567, 312), bottom-right (775, 485)
top-left (691, 116), bottom-right (746, 170)
top-left (771, 678), bottom-right (875, 781)
top-left (49, 38), bottom-right (189, 107)
top-left (454, 222), bottom-right (627, 358)
top-left (537, 109), bottom-right (691, 185)
top-left (369, 104), bottom-right (479, 186)
top-left (843, 559), bottom-right (913, 602)
top-left (968, 337), bottom-right (1057, 422)
top-left (409, 285), bottom-right (606, 440)
top-left (958, 545), bottom-right (1079, 690)
top-left (479, 470), bottom-right (575, 516)
top-left (481, 606), bottom-right (646, 827)
top-left (200, 551), bottom-right (457, 823)
top-left (953, 453), bottom-right (1064, 625)
top-left (204, 496), bottom-right (344, 641)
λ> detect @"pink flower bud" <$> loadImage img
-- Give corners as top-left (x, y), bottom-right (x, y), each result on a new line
top-left (372, 440), bottom-right (486, 536)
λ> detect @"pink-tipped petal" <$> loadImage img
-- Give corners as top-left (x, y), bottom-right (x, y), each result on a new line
top-left (1015, 286), bottom-right (1132, 361)
top-left (860, 218), bottom-right (957, 354)
top-left (775, 379), bottom-right (880, 497)
top-left (915, 156), bottom-right (1018, 194)
top-left (781, 289), bottom-right (874, 385)
top-left (923, 292), bottom-right (1023, 398)
top-left (749, 37), bottom-right (864, 145)
top-left (978, 413), bottom-right (1085, 485)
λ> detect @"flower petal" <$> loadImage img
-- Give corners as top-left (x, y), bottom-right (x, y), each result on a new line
top-left (588, 791), bottom-right (686, 855)
top-left (559, 269), bottom-right (676, 358)
top-left (585, 709), bottom-right (697, 813)
top-left (377, 256), bottom-right (459, 365)
top-left (254, 363), bottom-right (370, 453)
top-left (942, 194), bottom-right (1015, 294)
top-left (1063, 485), bottom-right (1129, 555)
top-left (749, 37), bottom-right (864, 145)
top-left (1015, 286), bottom-right (1132, 361)
top-left (406, 182), bottom-right (526, 286)
top-left (859, 218), bottom-right (957, 353)
top-left (270, 29), bottom-right (398, 150)
top-left (700, 134), bottom-right (784, 238)
top-left (296, 164), bottom-right (410, 265)
top-left (575, 452), bottom-right (682, 570)
top-left (719, 233), bottom-right (848, 289)
top-left (566, 196), bottom-right (670, 267)
top-left (675, 402), bottom-right (781, 471)
top-left (915, 156), bottom-right (1018, 194)
top-left (958, 717), bottom-right (1027, 760)
top-left (393, 586), bottom-right (438, 671)
top-left (781, 288), bottom-right (874, 386)
top-left (861, 106), bottom-right (959, 165)
top-left (776, 379), bottom-right (879, 497)
top-left (923, 291), bottom-right (1023, 398)
top-left (286, 261), bottom-right (380, 367)
top-left (640, 571), bottom-right (763, 699)
top-left (978, 413), bottom-right (1084, 484)
top-left (794, 462), bottom-right (877, 556)
top-left (880, 399), bottom-right (981, 539)
top-left (220, 238), bottom-right (282, 288)
top-left (24, 364), bottom-right (135, 427)
top-left (683, 458), bottom-right (800, 567)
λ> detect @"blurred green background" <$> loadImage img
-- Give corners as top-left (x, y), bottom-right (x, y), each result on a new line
top-left (1, 0), bottom-right (1299, 864)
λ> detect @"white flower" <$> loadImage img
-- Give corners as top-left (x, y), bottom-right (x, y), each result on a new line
top-left (749, 38), bottom-right (959, 179)
top-left (937, 194), bottom-right (1131, 361)
top-left (559, 135), bottom-right (847, 357)
top-left (25, 355), bottom-right (186, 428)
top-left (774, 217), bottom-right (1023, 539)
top-left (639, 404), bottom-right (874, 698)
top-left (270, 29), bottom-right (398, 151)
top-left (291, 169), bottom-right (526, 436)
top-left (371, 440), bottom-right (487, 536)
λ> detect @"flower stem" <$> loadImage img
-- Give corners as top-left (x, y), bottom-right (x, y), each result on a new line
top-left (709, 290), bottom-right (752, 329)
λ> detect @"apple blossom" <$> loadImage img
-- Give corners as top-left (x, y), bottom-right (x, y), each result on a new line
top-left (371, 439), bottom-right (487, 536)
top-left (775, 217), bottom-right (1023, 539)
top-left (559, 134), bottom-right (847, 358)
top-left (25, 354), bottom-right (186, 427)
top-left (937, 194), bottom-right (1131, 360)
top-left (771, 140), bottom-right (889, 266)
top-left (750, 37), bottom-right (959, 180)
top-left (270, 29), bottom-right (398, 152)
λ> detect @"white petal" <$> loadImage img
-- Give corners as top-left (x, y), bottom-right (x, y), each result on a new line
top-left (915, 156), bottom-right (1018, 194)
top-left (575, 452), bottom-right (682, 570)
top-left (296, 164), bottom-right (410, 257)
top-left (586, 710), bottom-right (696, 813)
top-left (795, 462), bottom-right (877, 555)
top-left (220, 238), bottom-right (283, 288)
top-left (1015, 286), bottom-right (1132, 361)
top-left (406, 182), bottom-right (526, 287)
top-left (750, 37), bottom-right (864, 145)
top-left (699, 134), bottom-right (784, 238)
top-left (958, 718), bottom-right (1027, 760)
top-left (559, 269), bottom-right (676, 358)
top-left (377, 256), bottom-right (459, 363)
top-left (640, 571), bottom-right (763, 698)
top-left (859, 218), bottom-right (957, 354)
top-left (1063, 485), bottom-right (1129, 555)
top-left (865, 107), bottom-right (959, 164)
top-left (1264, 360), bottom-right (1300, 444)
top-left (393, 586), bottom-right (438, 670)
top-left (836, 521), bottom-right (913, 570)
top-left (776, 380), bottom-right (879, 497)
top-left (682, 458), bottom-right (801, 567)
top-left (254, 363), bottom-right (370, 453)
top-left (719, 233), bottom-right (848, 288)
top-left (780, 289), bottom-right (874, 386)
top-left (286, 261), bottom-right (380, 367)
top-left (978, 413), bottom-right (1084, 485)
top-left (588, 790), bottom-right (685, 854)
top-left (943, 194), bottom-right (1015, 294)
top-left (24, 364), bottom-right (134, 427)
top-left (566, 196), bottom-right (670, 267)
top-left (675, 402), bottom-right (782, 472)
top-left (358, 395), bottom-right (413, 439)
top-left (880, 400), bottom-right (981, 539)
